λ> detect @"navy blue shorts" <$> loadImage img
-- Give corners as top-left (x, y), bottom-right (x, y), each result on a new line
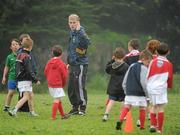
top-left (7, 80), bottom-right (17, 90)
top-left (109, 95), bottom-right (124, 102)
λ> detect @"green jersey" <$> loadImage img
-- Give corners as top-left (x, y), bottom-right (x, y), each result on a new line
top-left (5, 53), bottom-right (16, 80)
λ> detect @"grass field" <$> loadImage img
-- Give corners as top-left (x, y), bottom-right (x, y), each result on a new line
top-left (0, 87), bottom-right (180, 135)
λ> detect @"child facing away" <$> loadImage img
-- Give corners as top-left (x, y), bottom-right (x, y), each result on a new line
top-left (116, 49), bottom-right (153, 130)
top-left (44, 45), bottom-right (70, 120)
top-left (124, 39), bottom-right (140, 66)
top-left (146, 43), bottom-right (173, 134)
top-left (102, 47), bottom-right (129, 121)
top-left (2, 39), bottom-right (20, 111)
top-left (8, 38), bottom-right (40, 116)
top-left (136, 39), bottom-right (161, 127)
top-left (17, 33), bottom-right (38, 113)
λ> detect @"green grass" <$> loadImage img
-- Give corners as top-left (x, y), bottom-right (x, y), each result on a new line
top-left (0, 89), bottom-right (180, 135)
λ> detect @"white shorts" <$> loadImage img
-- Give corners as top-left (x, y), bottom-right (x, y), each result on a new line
top-left (124, 96), bottom-right (147, 107)
top-left (17, 81), bottom-right (32, 92)
top-left (149, 93), bottom-right (168, 105)
top-left (49, 88), bottom-right (65, 98)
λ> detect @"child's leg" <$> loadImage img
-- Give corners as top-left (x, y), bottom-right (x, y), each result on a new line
top-left (157, 104), bottom-right (165, 132)
top-left (104, 99), bottom-right (115, 114)
top-left (58, 99), bottom-right (65, 117)
top-left (14, 92), bottom-right (30, 112)
top-left (4, 90), bottom-right (15, 108)
top-left (139, 106), bottom-right (146, 129)
top-left (51, 98), bottom-right (60, 119)
top-left (28, 92), bottom-right (34, 112)
top-left (119, 104), bottom-right (131, 122)
top-left (150, 105), bottom-right (158, 128)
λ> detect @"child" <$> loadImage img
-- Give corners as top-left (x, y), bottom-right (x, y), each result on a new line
top-left (44, 45), bottom-right (69, 120)
top-left (17, 34), bottom-right (38, 115)
top-left (116, 49), bottom-right (153, 130)
top-left (102, 47), bottom-right (129, 121)
top-left (147, 43), bottom-right (173, 133)
top-left (8, 38), bottom-right (40, 116)
top-left (136, 39), bottom-right (161, 127)
top-left (124, 39), bottom-right (140, 66)
top-left (2, 39), bottom-right (20, 111)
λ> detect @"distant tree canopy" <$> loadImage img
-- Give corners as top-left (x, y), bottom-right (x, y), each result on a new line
top-left (0, 0), bottom-right (180, 84)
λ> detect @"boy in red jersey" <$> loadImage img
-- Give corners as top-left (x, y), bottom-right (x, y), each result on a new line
top-left (44, 45), bottom-right (69, 120)
top-left (146, 43), bottom-right (173, 133)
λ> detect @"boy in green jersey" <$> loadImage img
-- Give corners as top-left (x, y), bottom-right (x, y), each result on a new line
top-left (2, 39), bottom-right (20, 111)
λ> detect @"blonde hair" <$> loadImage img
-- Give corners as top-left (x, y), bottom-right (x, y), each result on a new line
top-left (146, 39), bottom-right (160, 54)
top-left (69, 14), bottom-right (80, 21)
top-left (22, 38), bottom-right (33, 49)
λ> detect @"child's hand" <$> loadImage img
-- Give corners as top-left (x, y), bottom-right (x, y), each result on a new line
top-left (76, 22), bottom-right (80, 31)
top-left (2, 77), bottom-right (6, 85)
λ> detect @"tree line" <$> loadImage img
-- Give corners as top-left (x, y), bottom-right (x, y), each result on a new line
top-left (0, 0), bottom-right (180, 86)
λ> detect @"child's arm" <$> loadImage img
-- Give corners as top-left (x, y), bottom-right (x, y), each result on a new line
top-left (167, 63), bottom-right (173, 89)
top-left (2, 66), bottom-right (9, 85)
top-left (140, 65), bottom-right (148, 97)
top-left (122, 67), bottom-right (130, 94)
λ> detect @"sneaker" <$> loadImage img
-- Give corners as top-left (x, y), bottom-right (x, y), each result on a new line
top-left (68, 109), bottom-right (79, 115)
top-left (136, 119), bottom-right (141, 127)
top-left (157, 130), bottom-right (162, 134)
top-left (102, 114), bottom-right (109, 122)
top-left (8, 109), bottom-right (16, 116)
top-left (79, 111), bottom-right (86, 116)
top-left (61, 114), bottom-right (70, 119)
top-left (116, 121), bottom-right (122, 130)
top-left (3, 107), bottom-right (10, 112)
top-left (150, 126), bottom-right (156, 133)
top-left (29, 111), bottom-right (39, 117)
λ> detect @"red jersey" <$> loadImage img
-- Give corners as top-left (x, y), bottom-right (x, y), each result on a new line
top-left (146, 56), bottom-right (173, 94)
top-left (44, 57), bottom-right (68, 88)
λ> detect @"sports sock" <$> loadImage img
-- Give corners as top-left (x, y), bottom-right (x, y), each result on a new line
top-left (150, 113), bottom-right (157, 127)
top-left (157, 112), bottom-right (164, 132)
top-left (52, 102), bottom-right (59, 119)
top-left (58, 102), bottom-right (65, 117)
top-left (120, 107), bottom-right (129, 121)
top-left (139, 109), bottom-right (146, 128)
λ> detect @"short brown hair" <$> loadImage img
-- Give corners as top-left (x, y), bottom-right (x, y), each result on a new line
top-left (146, 39), bottom-right (160, 54)
top-left (22, 38), bottom-right (33, 49)
top-left (52, 45), bottom-right (62, 57)
top-left (139, 49), bottom-right (153, 60)
top-left (157, 42), bottom-right (169, 56)
top-left (113, 47), bottom-right (126, 59)
top-left (128, 39), bottom-right (139, 50)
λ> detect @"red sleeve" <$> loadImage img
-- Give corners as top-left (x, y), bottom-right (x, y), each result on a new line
top-left (168, 62), bottom-right (173, 88)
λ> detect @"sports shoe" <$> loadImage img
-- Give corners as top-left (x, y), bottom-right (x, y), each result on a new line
top-left (8, 109), bottom-right (16, 116)
top-left (102, 114), bottom-right (109, 122)
top-left (79, 111), bottom-right (86, 116)
top-left (157, 130), bottom-right (162, 134)
top-left (116, 121), bottom-right (122, 130)
top-left (136, 119), bottom-right (141, 127)
top-left (150, 126), bottom-right (156, 133)
top-left (3, 107), bottom-right (10, 112)
top-left (29, 111), bottom-right (39, 117)
top-left (68, 109), bottom-right (79, 115)
top-left (61, 114), bottom-right (70, 119)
